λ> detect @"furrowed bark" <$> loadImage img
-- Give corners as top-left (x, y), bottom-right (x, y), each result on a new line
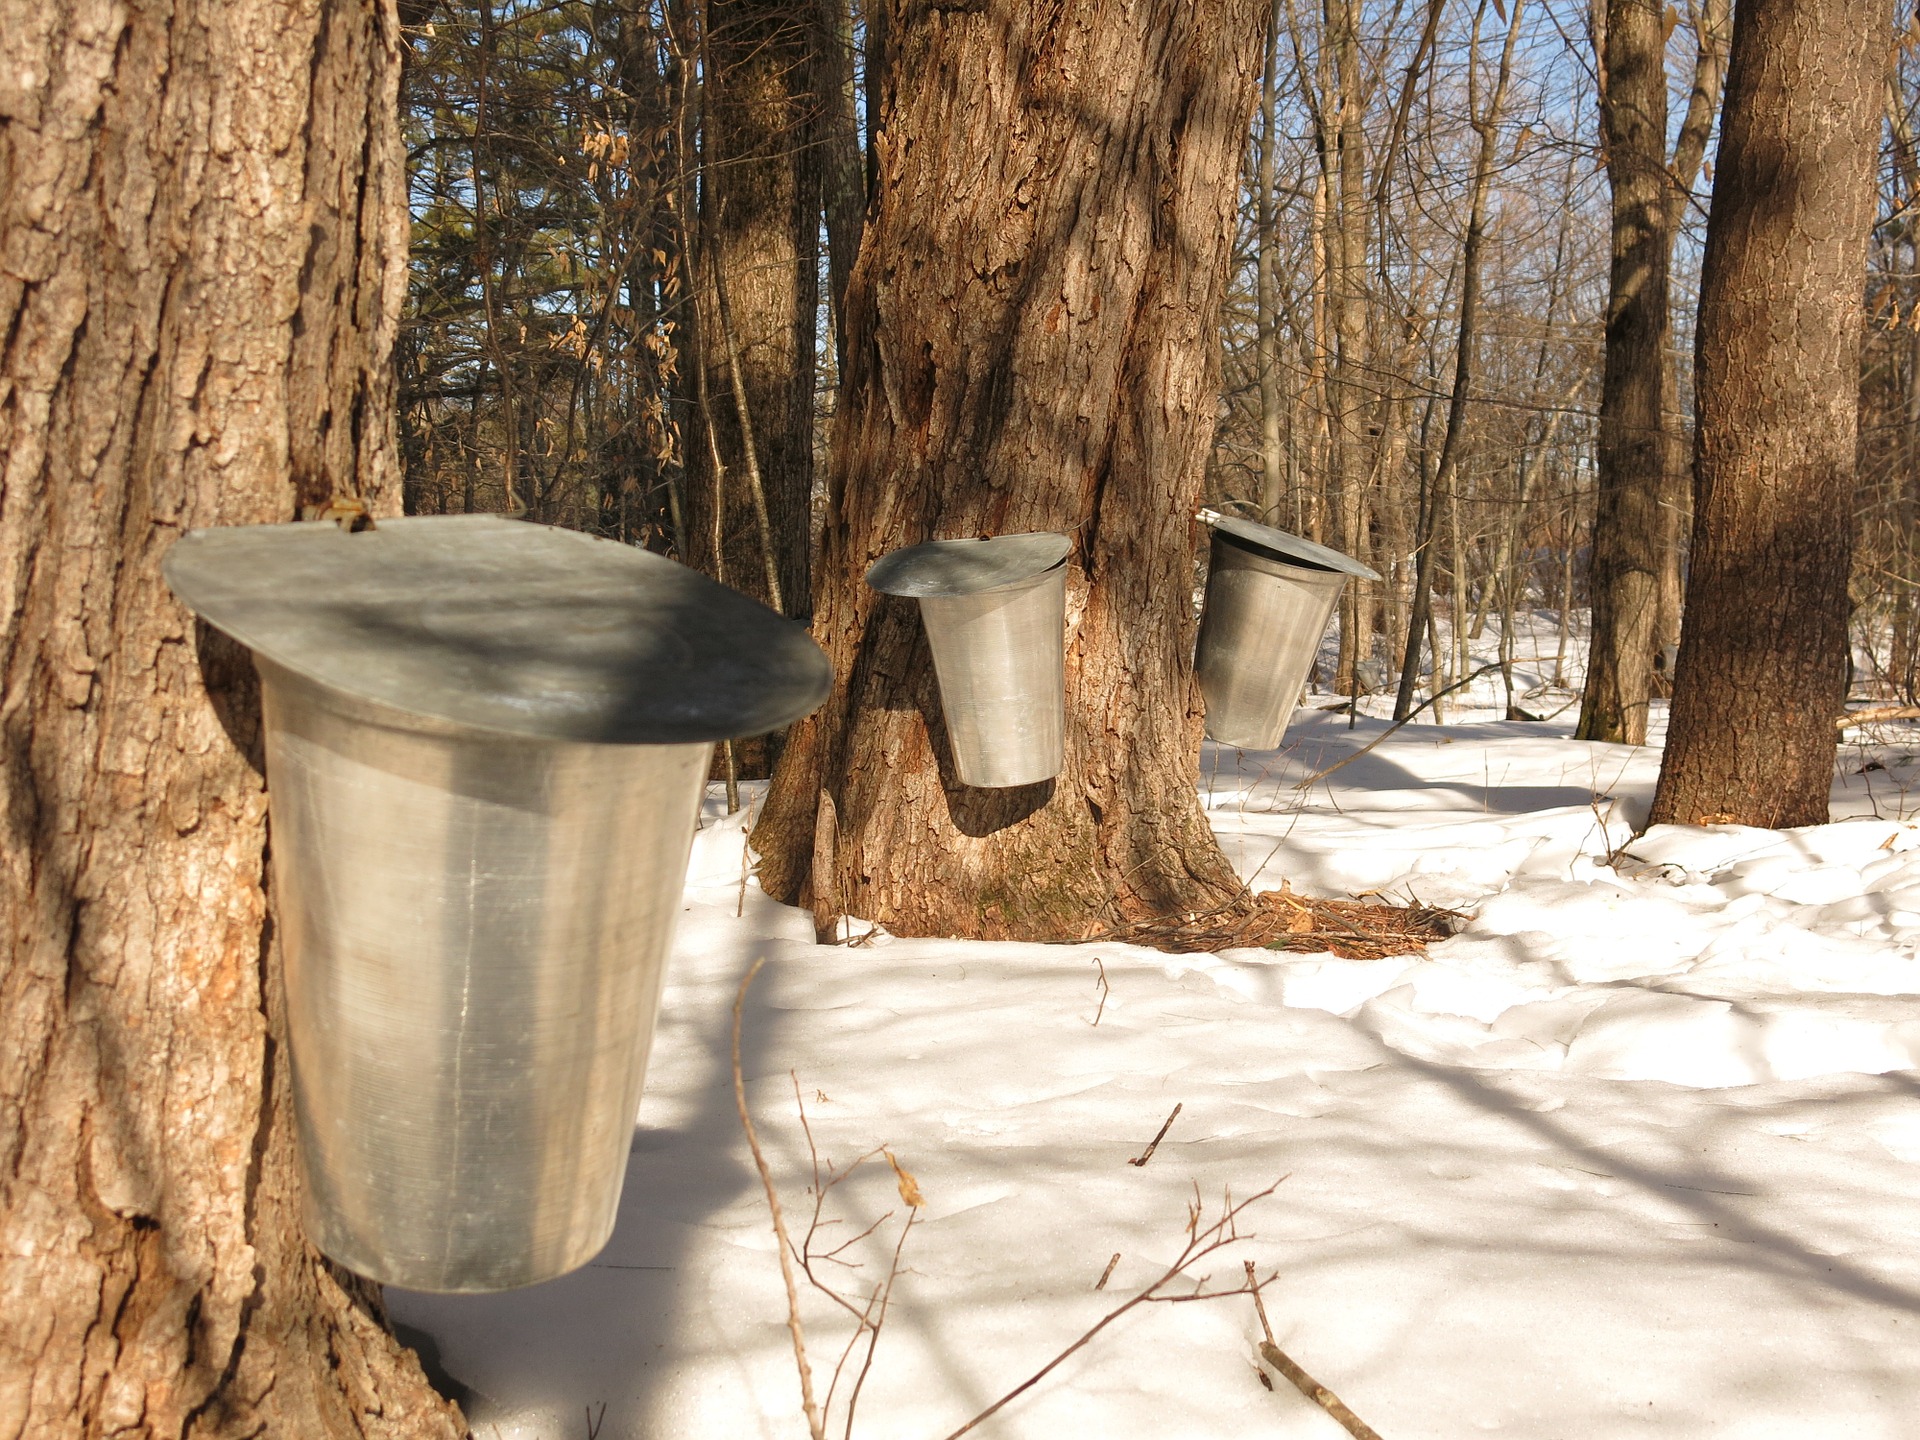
top-left (1649, 0), bottom-right (1890, 828)
top-left (753, 0), bottom-right (1267, 940)
top-left (0, 0), bottom-right (464, 1430)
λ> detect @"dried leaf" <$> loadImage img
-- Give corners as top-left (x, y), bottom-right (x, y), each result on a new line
top-left (885, 1151), bottom-right (924, 1208)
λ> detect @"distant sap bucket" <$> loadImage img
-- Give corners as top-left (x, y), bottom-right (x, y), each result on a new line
top-left (1194, 510), bottom-right (1379, 751)
top-left (866, 532), bottom-right (1071, 788)
top-left (164, 515), bottom-right (831, 1292)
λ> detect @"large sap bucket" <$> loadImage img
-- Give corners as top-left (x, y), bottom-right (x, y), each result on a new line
top-left (164, 516), bottom-right (830, 1292)
top-left (866, 533), bottom-right (1070, 788)
top-left (1194, 510), bottom-right (1379, 750)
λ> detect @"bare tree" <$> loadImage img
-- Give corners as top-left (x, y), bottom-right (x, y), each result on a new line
top-left (1579, 0), bottom-right (1729, 745)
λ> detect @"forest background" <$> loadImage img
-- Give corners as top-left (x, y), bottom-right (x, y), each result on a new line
top-left (397, 0), bottom-right (1920, 734)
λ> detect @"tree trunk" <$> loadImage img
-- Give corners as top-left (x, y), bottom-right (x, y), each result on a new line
top-left (1649, 0), bottom-right (1890, 828)
top-left (817, 0), bottom-right (865, 379)
top-left (683, 0), bottom-right (820, 622)
top-left (1256, 0), bottom-right (1285, 521)
top-left (1580, 0), bottom-right (1728, 743)
top-left (0, 0), bottom-right (464, 1432)
top-left (1328, 0), bottom-right (1373, 691)
top-left (753, 0), bottom-right (1266, 941)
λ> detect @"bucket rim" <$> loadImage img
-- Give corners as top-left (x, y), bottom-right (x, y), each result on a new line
top-left (865, 531), bottom-right (1072, 598)
top-left (164, 515), bottom-right (832, 745)
top-left (1198, 509), bottom-right (1380, 580)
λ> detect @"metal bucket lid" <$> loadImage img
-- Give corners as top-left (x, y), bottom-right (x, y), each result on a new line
top-left (1199, 509), bottom-right (1380, 580)
top-left (164, 515), bottom-right (833, 744)
top-left (865, 532), bottom-right (1072, 598)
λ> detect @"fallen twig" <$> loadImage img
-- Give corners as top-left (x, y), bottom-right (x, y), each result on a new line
top-left (1838, 704), bottom-right (1920, 728)
top-left (732, 956), bottom-right (826, 1440)
top-left (936, 1181), bottom-right (1285, 1440)
top-left (1245, 1260), bottom-right (1385, 1440)
top-left (1095, 1253), bottom-right (1120, 1290)
top-left (1090, 956), bottom-right (1110, 1026)
top-left (1128, 1103), bottom-right (1182, 1167)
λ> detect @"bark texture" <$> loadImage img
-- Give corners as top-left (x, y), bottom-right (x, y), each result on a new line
top-left (0, 0), bottom-right (465, 1431)
top-left (1649, 0), bottom-right (1889, 828)
top-left (1579, 0), bottom-right (1673, 745)
top-left (753, 0), bottom-right (1266, 941)
top-left (1580, 0), bottom-right (1727, 745)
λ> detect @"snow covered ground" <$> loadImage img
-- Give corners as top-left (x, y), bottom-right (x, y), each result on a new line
top-left (390, 636), bottom-right (1920, 1440)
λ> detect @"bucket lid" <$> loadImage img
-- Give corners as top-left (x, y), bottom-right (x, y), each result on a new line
top-left (164, 515), bottom-right (833, 744)
top-left (864, 532), bottom-right (1072, 598)
top-left (1198, 509), bottom-right (1380, 580)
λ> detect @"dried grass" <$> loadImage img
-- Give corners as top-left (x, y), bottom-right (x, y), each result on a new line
top-left (1109, 887), bottom-right (1462, 960)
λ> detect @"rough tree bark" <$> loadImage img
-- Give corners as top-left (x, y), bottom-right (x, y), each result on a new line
top-left (1579, 0), bottom-right (1728, 744)
top-left (752, 0), bottom-right (1267, 941)
top-left (0, 0), bottom-right (466, 1431)
top-left (1649, 0), bottom-right (1890, 828)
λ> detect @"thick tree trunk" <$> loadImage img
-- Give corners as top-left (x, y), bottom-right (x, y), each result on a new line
top-left (753, 0), bottom-right (1266, 941)
top-left (0, 0), bottom-right (465, 1434)
top-left (1580, 0), bottom-right (1728, 743)
top-left (1649, 0), bottom-right (1889, 829)
top-left (683, 0), bottom-right (820, 622)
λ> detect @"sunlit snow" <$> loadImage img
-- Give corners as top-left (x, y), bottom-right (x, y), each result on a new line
top-left (390, 618), bottom-right (1920, 1439)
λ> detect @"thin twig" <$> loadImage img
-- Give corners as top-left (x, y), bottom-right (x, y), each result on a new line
top-left (1244, 1260), bottom-right (1275, 1343)
top-left (737, 788), bottom-right (761, 917)
top-left (934, 1182), bottom-right (1285, 1440)
top-left (1090, 956), bottom-right (1111, 1026)
top-left (1095, 1253), bottom-right (1121, 1290)
top-left (1295, 662), bottom-right (1506, 792)
top-left (733, 957), bottom-right (827, 1440)
top-left (1128, 1103), bottom-right (1182, 1167)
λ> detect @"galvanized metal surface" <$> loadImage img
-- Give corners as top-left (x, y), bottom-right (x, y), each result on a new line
top-left (866, 533), bottom-right (1070, 788)
top-left (1195, 509), bottom-right (1380, 582)
top-left (164, 514), bottom-right (832, 743)
top-left (864, 532), bottom-right (1072, 598)
top-left (166, 515), bottom-right (830, 1292)
top-left (1195, 518), bottom-right (1361, 751)
top-left (265, 664), bottom-right (709, 1291)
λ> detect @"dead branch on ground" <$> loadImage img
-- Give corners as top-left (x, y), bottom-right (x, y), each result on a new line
top-left (1244, 1260), bottom-right (1386, 1440)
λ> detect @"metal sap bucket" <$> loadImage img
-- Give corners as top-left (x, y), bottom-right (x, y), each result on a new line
top-left (164, 515), bottom-right (830, 1292)
top-left (866, 533), bottom-right (1070, 788)
top-left (1194, 510), bottom-right (1379, 749)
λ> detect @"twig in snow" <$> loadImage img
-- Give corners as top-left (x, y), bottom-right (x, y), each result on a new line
top-left (1095, 1253), bottom-right (1121, 1290)
top-left (935, 1181), bottom-right (1285, 1440)
top-left (1244, 1261), bottom-right (1385, 1440)
top-left (737, 789), bottom-right (761, 918)
top-left (1128, 1103), bottom-right (1182, 1167)
top-left (733, 956), bottom-right (826, 1440)
top-left (1292, 662), bottom-right (1506, 792)
top-left (1089, 957), bottom-right (1110, 1026)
